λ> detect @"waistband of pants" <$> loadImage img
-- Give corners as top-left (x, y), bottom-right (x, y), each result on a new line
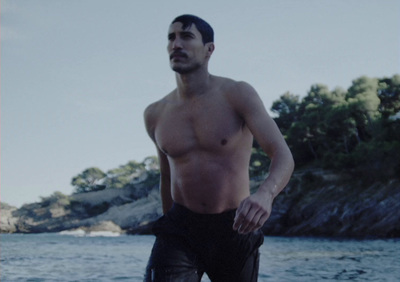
top-left (169, 202), bottom-right (237, 223)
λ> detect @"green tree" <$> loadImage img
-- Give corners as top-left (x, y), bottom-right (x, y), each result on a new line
top-left (40, 191), bottom-right (70, 207)
top-left (378, 74), bottom-right (400, 119)
top-left (271, 92), bottom-right (300, 132)
top-left (71, 167), bottom-right (107, 193)
top-left (105, 160), bottom-right (146, 189)
top-left (269, 74), bottom-right (400, 177)
top-left (346, 76), bottom-right (380, 141)
top-left (143, 156), bottom-right (159, 171)
top-left (287, 84), bottom-right (347, 163)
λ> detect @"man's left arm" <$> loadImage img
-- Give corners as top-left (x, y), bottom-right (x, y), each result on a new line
top-left (231, 82), bottom-right (295, 234)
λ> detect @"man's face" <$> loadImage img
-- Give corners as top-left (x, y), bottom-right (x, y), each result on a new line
top-left (167, 22), bottom-right (212, 74)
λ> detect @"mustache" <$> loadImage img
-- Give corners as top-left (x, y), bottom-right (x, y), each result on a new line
top-left (170, 51), bottom-right (188, 59)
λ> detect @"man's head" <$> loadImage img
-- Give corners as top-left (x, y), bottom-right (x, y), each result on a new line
top-left (171, 14), bottom-right (214, 45)
top-left (168, 15), bottom-right (215, 74)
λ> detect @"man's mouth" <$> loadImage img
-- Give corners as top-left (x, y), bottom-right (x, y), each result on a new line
top-left (170, 52), bottom-right (187, 60)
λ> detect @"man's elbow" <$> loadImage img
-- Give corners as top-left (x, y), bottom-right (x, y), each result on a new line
top-left (275, 146), bottom-right (295, 173)
top-left (284, 145), bottom-right (295, 169)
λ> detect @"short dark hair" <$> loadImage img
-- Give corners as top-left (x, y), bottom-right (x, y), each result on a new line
top-left (172, 14), bottom-right (214, 44)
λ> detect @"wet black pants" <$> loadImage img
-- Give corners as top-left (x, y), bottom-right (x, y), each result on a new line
top-left (144, 203), bottom-right (264, 281)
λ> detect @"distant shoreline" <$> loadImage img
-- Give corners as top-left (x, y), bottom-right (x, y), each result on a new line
top-left (2, 169), bottom-right (399, 239)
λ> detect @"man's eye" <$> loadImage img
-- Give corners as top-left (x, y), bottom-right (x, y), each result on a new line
top-left (182, 33), bottom-right (194, 39)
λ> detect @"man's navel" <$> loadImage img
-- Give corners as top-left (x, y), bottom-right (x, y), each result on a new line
top-left (221, 139), bottom-right (227, 146)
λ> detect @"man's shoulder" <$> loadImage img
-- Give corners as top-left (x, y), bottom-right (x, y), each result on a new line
top-left (214, 76), bottom-right (259, 103)
top-left (144, 91), bottom-right (176, 139)
top-left (144, 91), bottom-right (176, 118)
top-left (213, 75), bottom-right (238, 89)
top-left (212, 76), bottom-right (265, 118)
top-left (213, 76), bottom-right (256, 95)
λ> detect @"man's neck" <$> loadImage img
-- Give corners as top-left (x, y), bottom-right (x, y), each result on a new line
top-left (175, 68), bottom-right (211, 99)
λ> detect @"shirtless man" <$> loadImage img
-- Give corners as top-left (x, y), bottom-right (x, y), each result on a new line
top-left (144, 15), bottom-right (294, 281)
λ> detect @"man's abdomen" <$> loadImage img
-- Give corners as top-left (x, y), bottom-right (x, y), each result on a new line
top-left (170, 154), bottom-right (250, 214)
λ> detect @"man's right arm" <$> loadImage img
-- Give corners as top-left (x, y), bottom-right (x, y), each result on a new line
top-left (144, 103), bottom-right (173, 214)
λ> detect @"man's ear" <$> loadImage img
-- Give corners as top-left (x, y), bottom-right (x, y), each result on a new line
top-left (206, 43), bottom-right (215, 57)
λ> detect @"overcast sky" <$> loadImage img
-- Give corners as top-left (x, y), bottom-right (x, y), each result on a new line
top-left (1, 0), bottom-right (399, 207)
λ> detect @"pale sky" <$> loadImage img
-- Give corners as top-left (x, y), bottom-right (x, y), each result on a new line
top-left (1, 0), bottom-right (399, 208)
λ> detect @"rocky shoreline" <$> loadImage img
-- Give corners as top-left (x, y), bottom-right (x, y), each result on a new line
top-left (0, 184), bottom-right (162, 235)
top-left (1, 170), bottom-right (399, 238)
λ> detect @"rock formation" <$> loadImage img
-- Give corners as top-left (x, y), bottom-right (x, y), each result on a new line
top-left (1, 170), bottom-right (399, 238)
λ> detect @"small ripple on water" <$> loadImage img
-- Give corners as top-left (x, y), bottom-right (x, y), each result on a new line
top-left (333, 269), bottom-right (368, 280)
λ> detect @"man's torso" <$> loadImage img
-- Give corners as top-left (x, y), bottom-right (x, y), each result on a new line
top-left (152, 76), bottom-right (253, 213)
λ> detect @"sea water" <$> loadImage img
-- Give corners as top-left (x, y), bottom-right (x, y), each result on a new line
top-left (1, 232), bottom-right (399, 281)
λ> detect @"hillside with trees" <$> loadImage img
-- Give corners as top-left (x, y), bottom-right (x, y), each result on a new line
top-left (254, 74), bottom-right (400, 182)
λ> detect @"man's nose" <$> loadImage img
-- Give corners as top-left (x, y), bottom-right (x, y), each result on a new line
top-left (172, 38), bottom-right (183, 49)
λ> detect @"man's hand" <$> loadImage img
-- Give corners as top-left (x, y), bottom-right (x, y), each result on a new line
top-left (233, 190), bottom-right (273, 234)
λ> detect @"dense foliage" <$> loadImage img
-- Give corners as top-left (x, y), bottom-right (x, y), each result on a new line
top-left (267, 75), bottom-right (400, 180)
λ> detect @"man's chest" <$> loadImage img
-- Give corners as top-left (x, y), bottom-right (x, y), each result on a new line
top-left (154, 99), bottom-right (244, 157)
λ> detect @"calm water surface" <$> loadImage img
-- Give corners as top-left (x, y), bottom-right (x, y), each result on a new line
top-left (1, 233), bottom-right (399, 281)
